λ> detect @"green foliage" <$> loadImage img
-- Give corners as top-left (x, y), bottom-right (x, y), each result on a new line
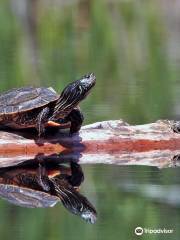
top-left (0, 0), bottom-right (176, 124)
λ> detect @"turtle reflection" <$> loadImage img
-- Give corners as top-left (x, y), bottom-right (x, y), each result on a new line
top-left (0, 162), bottom-right (97, 224)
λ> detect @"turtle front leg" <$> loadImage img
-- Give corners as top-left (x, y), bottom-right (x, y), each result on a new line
top-left (67, 161), bottom-right (84, 187)
top-left (36, 107), bottom-right (50, 137)
top-left (37, 163), bottom-right (51, 191)
top-left (65, 108), bottom-right (84, 134)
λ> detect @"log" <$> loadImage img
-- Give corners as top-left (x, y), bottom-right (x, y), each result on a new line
top-left (0, 119), bottom-right (180, 168)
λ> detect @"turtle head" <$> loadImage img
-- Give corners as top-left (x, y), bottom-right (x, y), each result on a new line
top-left (51, 178), bottom-right (97, 224)
top-left (53, 73), bottom-right (96, 118)
top-left (63, 73), bottom-right (96, 102)
top-left (60, 188), bottom-right (97, 224)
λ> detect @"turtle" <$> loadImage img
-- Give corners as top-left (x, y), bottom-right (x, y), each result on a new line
top-left (0, 162), bottom-right (97, 223)
top-left (0, 73), bottom-right (96, 136)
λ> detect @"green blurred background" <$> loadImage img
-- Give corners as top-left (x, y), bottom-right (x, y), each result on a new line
top-left (1, 0), bottom-right (180, 124)
top-left (0, 0), bottom-right (180, 239)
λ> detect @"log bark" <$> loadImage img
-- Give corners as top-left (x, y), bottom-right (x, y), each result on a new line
top-left (0, 119), bottom-right (180, 168)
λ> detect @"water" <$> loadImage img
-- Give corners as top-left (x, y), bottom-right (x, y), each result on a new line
top-left (0, 163), bottom-right (180, 240)
top-left (0, 0), bottom-right (180, 239)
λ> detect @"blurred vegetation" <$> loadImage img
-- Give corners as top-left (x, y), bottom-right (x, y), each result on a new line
top-left (0, 0), bottom-right (180, 239)
top-left (0, 0), bottom-right (179, 124)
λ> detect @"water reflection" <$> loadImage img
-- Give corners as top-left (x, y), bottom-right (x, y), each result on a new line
top-left (0, 161), bottom-right (97, 224)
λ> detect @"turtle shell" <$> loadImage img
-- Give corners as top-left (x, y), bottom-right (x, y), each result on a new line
top-left (0, 184), bottom-right (59, 208)
top-left (0, 87), bottom-right (58, 115)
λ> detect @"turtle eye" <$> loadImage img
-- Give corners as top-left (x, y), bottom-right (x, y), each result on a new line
top-left (84, 74), bottom-right (90, 79)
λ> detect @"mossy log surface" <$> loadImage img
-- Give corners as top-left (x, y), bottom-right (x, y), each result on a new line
top-left (0, 120), bottom-right (180, 168)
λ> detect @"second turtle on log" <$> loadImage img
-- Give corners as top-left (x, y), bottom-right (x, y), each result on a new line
top-left (0, 73), bottom-right (96, 136)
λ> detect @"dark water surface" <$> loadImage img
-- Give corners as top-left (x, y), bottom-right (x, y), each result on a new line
top-left (0, 164), bottom-right (180, 240)
top-left (0, 0), bottom-right (180, 239)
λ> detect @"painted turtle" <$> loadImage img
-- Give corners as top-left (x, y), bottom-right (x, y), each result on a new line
top-left (0, 73), bottom-right (96, 136)
top-left (0, 162), bottom-right (97, 223)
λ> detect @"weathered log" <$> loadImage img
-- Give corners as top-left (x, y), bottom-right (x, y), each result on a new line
top-left (0, 119), bottom-right (180, 168)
